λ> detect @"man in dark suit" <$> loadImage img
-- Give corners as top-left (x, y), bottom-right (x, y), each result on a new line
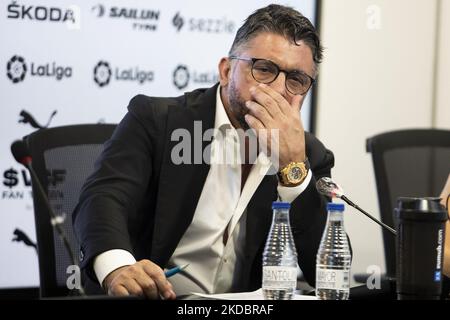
top-left (73, 4), bottom-right (334, 299)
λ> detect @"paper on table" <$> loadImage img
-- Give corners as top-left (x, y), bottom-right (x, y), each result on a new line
top-left (190, 288), bottom-right (318, 300)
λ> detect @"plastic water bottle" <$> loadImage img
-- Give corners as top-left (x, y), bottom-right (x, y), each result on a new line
top-left (316, 202), bottom-right (351, 300)
top-left (262, 202), bottom-right (298, 300)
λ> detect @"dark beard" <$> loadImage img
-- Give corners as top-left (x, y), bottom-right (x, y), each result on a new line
top-left (228, 81), bottom-right (250, 130)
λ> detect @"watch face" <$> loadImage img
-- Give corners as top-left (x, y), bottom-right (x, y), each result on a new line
top-left (288, 166), bottom-right (303, 183)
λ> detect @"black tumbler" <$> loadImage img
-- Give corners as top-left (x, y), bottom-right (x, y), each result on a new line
top-left (395, 197), bottom-right (448, 300)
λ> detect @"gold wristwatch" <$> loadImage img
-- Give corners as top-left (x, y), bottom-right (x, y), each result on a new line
top-left (277, 159), bottom-right (310, 186)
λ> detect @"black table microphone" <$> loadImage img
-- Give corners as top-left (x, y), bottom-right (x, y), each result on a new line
top-left (316, 177), bottom-right (397, 235)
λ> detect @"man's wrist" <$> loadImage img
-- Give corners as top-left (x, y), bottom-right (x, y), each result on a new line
top-left (103, 265), bottom-right (127, 291)
top-left (277, 170), bottom-right (312, 202)
top-left (94, 249), bottom-right (136, 287)
top-left (277, 158), bottom-right (310, 186)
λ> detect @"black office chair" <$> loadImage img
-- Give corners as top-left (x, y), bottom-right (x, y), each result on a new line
top-left (366, 128), bottom-right (450, 279)
top-left (24, 124), bottom-right (116, 297)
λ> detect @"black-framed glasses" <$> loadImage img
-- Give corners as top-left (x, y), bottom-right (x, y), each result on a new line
top-left (229, 56), bottom-right (315, 96)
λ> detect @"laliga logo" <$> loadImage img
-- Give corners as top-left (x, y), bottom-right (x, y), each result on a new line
top-left (173, 65), bottom-right (189, 90)
top-left (7, 55), bottom-right (27, 83)
top-left (172, 64), bottom-right (218, 90)
top-left (93, 61), bottom-right (112, 87)
top-left (7, 55), bottom-right (72, 83)
top-left (93, 60), bottom-right (154, 87)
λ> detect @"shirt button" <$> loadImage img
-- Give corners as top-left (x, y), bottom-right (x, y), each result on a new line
top-left (79, 248), bottom-right (84, 262)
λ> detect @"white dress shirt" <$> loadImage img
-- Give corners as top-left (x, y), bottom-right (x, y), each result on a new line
top-left (93, 86), bottom-right (312, 292)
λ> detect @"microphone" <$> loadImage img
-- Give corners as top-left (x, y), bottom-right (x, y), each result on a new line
top-left (11, 140), bottom-right (32, 166)
top-left (316, 177), bottom-right (397, 235)
top-left (11, 140), bottom-right (85, 296)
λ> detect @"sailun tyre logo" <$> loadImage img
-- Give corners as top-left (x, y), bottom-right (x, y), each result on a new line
top-left (173, 65), bottom-right (190, 90)
top-left (91, 4), bottom-right (105, 17)
top-left (94, 61), bottom-right (112, 87)
top-left (7, 55), bottom-right (27, 83)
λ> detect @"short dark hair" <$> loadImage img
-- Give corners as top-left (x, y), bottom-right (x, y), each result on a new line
top-left (229, 4), bottom-right (323, 66)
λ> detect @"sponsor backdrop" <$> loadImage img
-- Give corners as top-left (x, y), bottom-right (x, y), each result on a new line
top-left (0, 0), bottom-right (317, 288)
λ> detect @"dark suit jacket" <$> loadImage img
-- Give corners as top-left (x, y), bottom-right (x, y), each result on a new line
top-left (73, 83), bottom-right (334, 294)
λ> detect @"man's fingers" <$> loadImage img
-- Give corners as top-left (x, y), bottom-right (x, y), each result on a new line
top-left (124, 278), bottom-right (145, 296)
top-left (141, 260), bottom-right (176, 299)
top-left (109, 277), bottom-right (143, 297)
top-left (255, 83), bottom-right (290, 115)
top-left (291, 93), bottom-right (304, 112)
top-left (104, 260), bottom-right (176, 300)
top-left (245, 114), bottom-right (265, 131)
top-left (245, 101), bottom-right (273, 127)
top-left (131, 268), bottom-right (159, 299)
top-left (108, 283), bottom-right (129, 296)
top-left (249, 85), bottom-right (283, 118)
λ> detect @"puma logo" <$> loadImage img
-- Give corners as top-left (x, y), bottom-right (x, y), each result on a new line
top-left (12, 228), bottom-right (37, 250)
top-left (18, 109), bottom-right (57, 129)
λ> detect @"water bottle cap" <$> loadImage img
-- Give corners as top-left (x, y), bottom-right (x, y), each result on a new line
top-left (272, 201), bottom-right (290, 210)
top-left (327, 202), bottom-right (345, 211)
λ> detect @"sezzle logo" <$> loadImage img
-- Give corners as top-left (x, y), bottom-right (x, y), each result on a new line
top-left (172, 64), bottom-right (218, 90)
top-left (7, 55), bottom-right (27, 83)
top-left (172, 12), bottom-right (184, 32)
top-left (91, 4), bottom-right (160, 31)
top-left (172, 12), bottom-right (235, 33)
top-left (93, 60), bottom-right (154, 87)
top-left (7, 1), bottom-right (78, 25)
top-left (6, 55), bottom-right (72, 83)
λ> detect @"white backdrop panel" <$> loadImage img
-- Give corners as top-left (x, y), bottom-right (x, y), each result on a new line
top-left (0, 0), bottom-right (317, 288)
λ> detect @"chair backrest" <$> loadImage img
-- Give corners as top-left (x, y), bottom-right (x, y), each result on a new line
top-left (24, 124), bottom-right (116, 297)
top-left (366, 128), bottom-right (450, 278)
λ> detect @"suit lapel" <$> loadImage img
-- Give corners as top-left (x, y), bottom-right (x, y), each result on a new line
top-left (151, 85), bottom-right (218, 266)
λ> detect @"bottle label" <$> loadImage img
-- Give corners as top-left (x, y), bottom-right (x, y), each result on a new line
top-left (262, 266), bottom-right (297, 289)
top-left (316, 268), bottom-right (350, 290)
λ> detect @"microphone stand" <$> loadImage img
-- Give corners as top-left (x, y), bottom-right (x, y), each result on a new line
top-left (26, 163), bottom-right (86, 296)
top-left (341, 195), bottom-right (397, 236)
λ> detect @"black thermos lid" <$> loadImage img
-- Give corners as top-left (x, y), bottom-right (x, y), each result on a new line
top-left (395, 197), bottom-right (448, 222)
